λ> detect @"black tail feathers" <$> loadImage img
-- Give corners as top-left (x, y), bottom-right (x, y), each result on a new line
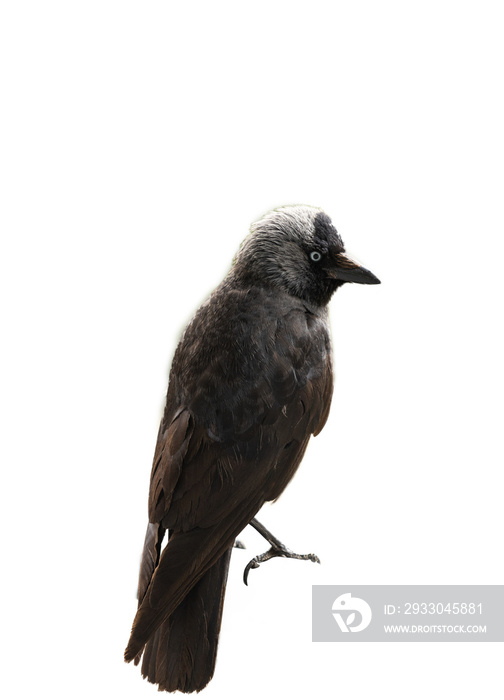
top-left (126, 547), bottom-right (232, 693)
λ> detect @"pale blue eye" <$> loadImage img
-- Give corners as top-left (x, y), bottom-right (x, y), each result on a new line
top-left (310, 251), bottom-right (322, 262)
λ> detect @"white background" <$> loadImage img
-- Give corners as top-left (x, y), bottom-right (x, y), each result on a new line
top-left (1, 1), bottom-right (503, 698)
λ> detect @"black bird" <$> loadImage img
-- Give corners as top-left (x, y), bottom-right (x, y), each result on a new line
top-left (124, 205), bottom-right (380, 692)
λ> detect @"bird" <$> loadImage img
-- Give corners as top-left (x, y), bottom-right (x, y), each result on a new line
top-left (124, 204), bottom-right (380, 692)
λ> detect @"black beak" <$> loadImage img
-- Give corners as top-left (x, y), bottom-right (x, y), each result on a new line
top-left (324, 254), bottom-right (380, 285)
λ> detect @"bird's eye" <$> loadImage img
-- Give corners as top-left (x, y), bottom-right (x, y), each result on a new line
top-left (310, 251), bottom-right (322, 262)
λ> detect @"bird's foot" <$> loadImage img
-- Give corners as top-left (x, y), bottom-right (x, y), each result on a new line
top-left (243, 542), bottom-right (320, 585)
top-left (234, 539), bottom-right (246, 549)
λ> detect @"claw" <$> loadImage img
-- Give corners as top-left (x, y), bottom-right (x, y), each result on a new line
top-left (242, 544), bottom-right (320, 585)
top-left (243, 558), bottom-right (261, 585)
top-left (241, 518), bottom-right (320, 585)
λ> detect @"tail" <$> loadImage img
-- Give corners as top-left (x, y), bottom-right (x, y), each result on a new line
top-left (125, 537), bottom-right (232, 693)
top-left (126, 497), bottom-right (264, 691)
top-left (139, 547), bottom-right (231, 692)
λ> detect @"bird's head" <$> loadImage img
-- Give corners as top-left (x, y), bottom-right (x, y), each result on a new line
top-left (234, 205), bottom-right (380, 306)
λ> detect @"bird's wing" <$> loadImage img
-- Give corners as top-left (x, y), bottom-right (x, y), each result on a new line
top-left (127, 300), bottom-right (333, 660)
top-left (136, 408), bottom-right (193, 602)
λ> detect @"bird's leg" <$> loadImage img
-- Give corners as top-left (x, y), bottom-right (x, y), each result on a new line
top-left (243, 517), bottom-right (320, 585)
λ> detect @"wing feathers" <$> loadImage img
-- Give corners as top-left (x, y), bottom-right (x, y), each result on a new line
top-left (126, 298), bottom-right (334, 688)
top-left (137, 522), bottom-right (165, 604)
top-left (125, 494), bottom-right (265, 662)
top-left (148, 409), bottom-right (193, 523)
